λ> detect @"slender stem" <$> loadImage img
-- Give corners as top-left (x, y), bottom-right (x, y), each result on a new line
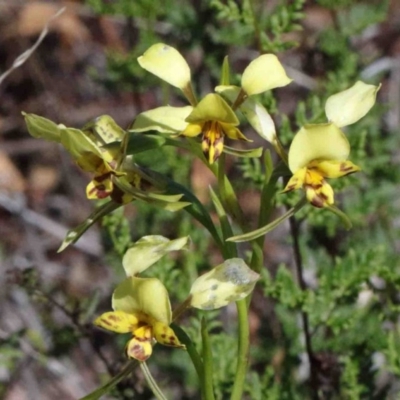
top-left (172, 323), bottom-right (204, 383)
top-left (289, 215), bottom-right (320, 400)
top-left (230, 298), bottom-right (250, 400)
top-left (172, 296), bottom-right (192, 321)
top-left (201, 317), bottom-right (216, 400)
top-left (231, 89), bottom-right (247, 110)
top-left (140, 362), bottom-right (168, 400)
top-left (182, 82), bottom-right (198, 106)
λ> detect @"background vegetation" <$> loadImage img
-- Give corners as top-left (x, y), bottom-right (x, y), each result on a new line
top-left (0, 0), bottom-right (399, 399)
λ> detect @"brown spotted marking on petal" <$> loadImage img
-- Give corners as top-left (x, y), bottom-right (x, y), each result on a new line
top-left (99, 318), bottom-right (112, 326)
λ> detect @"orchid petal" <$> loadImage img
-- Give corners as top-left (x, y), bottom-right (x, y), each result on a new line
top-left (94, 310), bottom-right (139, 333)
top-left (138, 43), bottom-right (191, 90)
top-left (122, 235), bottom-right (190, 276)
top-left (240, 98), bottom-right (276, 143)
top-left (130, 106), bottom-right (193, 134)
top-left (112, 277), bottom-right (172, 325)
top-left (309, 159), bottom-right (360, 178)
top-left (153, 321), bottom-right (184, 348)
top-left (325, 81), bottom-right (380, 127)
top-left (241, 54), bottom-right (292, 96)
top-left (190, 258), bottom-right (259, 310)
top-left (185, 94), bottom-right (239, 125)
top-left (288, 123), bottom-right (350, 173)
top-left (126, 326), bottom-right (153, 361)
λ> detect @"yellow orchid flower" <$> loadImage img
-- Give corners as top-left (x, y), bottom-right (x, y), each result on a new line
top-left (136, 44), bottom-right (254, 163)
top-left (94, 277), bottom-right (184, 361)
top-left (182, 93), bottom-right (250, 163)
top-left (283, 81), bottom-right (380, 208)
top-left (23, 113), bottom-right (141, 203)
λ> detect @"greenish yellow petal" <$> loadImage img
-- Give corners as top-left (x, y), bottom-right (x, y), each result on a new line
top-left (59, 127), bottom-right (105, 172)
top-left (112, 277), bottom-right (172, 325)
top-left (304, 175), bottom-right (334, 208)
top-left (215, 85), bottom-right (241, 104)
top-left (181, 122), bottom-right (203, 137)
top-left (185, 93), bottom-right (239, 125)
top-left (190, 258), bottom-right (259, 310)
top-left (137, 43), bottom-right (191, 90)
top-left (153, 321), bottom-right (185, 348)
top-left (288, 123), bottom-right (350, 173)
top-left (122, 235), bottom-right (190, 276)
top-left (130, 106), bottom-right (193, 134)
top-left (282, 167), bottom-right (307, 193)
top-left (126, 326), bottom-right (153, 361)
top-left (239, 98), bottom-right (276, 143)
top-left (23, 112), bottom-right (61, 142)
top-left (220, 123), bottom-right (250, 141)
top-left (84, 115), bottom-right (125, 145)
top-left (86, 174), bottom-right (113, 200)
top-left (309, 159), bottom-right (361, 178)
top-left (325, 81), bottom-right (380, 127)
top-left (241, 54), bottom-right (292, 96)
top-left (94, 310), bottom-right (140, 333)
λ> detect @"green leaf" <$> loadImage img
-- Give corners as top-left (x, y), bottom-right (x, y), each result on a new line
top-left (223, 145), bottom-right (263, 158)
top-left (22, 112), bottom-right (61, 142)
top-left (228, 197), bottom-right (307, 242)
top-left (220, 56), bottom-right (230, 86)
top-left (58, 201), bottom-right (121, 252)
top-left (112, 176), bottom-right (190, 212)
top-left (125, 132), bottom-right (166, 154)
top-left (137, 169), bottom-right (223, 250)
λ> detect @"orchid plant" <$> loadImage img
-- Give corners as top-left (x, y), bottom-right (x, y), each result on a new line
top-left (23, 40), bottom-right (379, 400)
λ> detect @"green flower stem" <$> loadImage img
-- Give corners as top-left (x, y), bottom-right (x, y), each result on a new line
top-left (80, 360), bottom-right (138, 400)
top-left (201, 317), bottom-right (216, 400)
top-left (172, 323), bottom-right (204, 384)
top-left (172, 296), bottom-right (192, 321)
top-left (230, 298), bottom-right (250, 400)
top-left (183, 82), bottom-right (198, 106)
top-left (140, 361), bottom-right (168, 400)
top-left (217, 152), bottom-right (245, 226)
top-left (217, 153), bottom-right (251, 400)
top-left (231, 88), bottom-right (247, 110)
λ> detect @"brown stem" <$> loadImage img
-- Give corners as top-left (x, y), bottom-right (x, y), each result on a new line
top-left (288, 216), bottom-right (320, 400)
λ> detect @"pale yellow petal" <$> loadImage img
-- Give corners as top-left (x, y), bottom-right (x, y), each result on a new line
top-left (239, 98), bottom-right (276, 143)
top-left (288, 123), bottom-right (350, 173)
top-left (130, 106), bottom-right (193, 134)
top-left (185, 93), bottom-right (239, 125)
top-left (122, 235), bottom-right (190, 276)
top-left (325, 81), bottom-right (380, 127)
top-left (241, 54), bottom-right (292, 96)
top-left (138, 43), bottom-right (191, 90)
top-left (112, 277), bottom-right (172, 325)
